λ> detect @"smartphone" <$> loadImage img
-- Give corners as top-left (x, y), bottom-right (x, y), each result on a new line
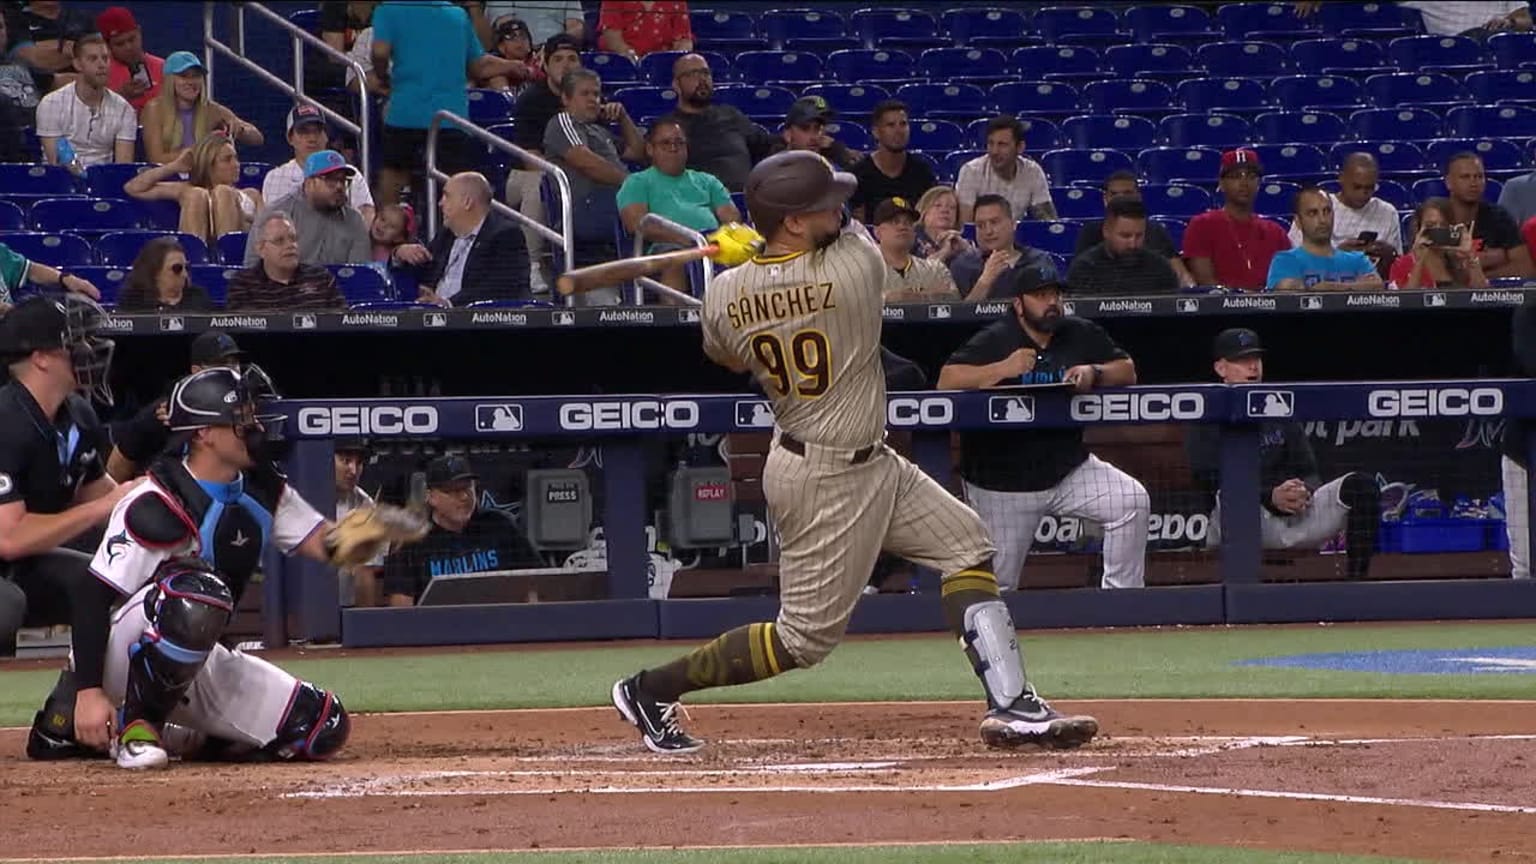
top-left (130, 61), bottom-right (151, 86)
top-left (1425, 226), bottom-right (1460, 247)
top-left (1356, 231), bottom-right (1378, 243)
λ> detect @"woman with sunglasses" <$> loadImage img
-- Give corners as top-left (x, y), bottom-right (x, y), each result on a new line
top-left (117, 236), bottom-right (215, 312)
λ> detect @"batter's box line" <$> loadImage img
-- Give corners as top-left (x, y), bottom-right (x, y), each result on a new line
top-left (1039, 774), bottom-right (1536, 815)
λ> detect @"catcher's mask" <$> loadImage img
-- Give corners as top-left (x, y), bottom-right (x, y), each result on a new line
top-left (168, 364), bottom-right (286, 448)
top-left (0, 294), bottom-right (117, 405)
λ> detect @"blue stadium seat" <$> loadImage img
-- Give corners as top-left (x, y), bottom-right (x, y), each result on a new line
top-left (288, 8), bottom-right (320, 32)
top-left (1269, 75), bottom-right (1366, 112)
top-left (1195, 41), bottom-right (1289, 77)
top-left (1252, 110), bottom-right (1347, 144)
top-left (0, 232), bottom-right (92, 267)
top-left (1363, 73), bottom-right (1470, 109)
top-left (583, 51), bottom-right (641, 86)
top-left (1412, 177), bottom-right (1503, 204)
top-left (712, 85), bottom-right (798, 122)
top-left (215, 231), bottom-right (247, 266)
top-left (1387, 35), bottom-right (1492, 74)
top-left (1347, 107), bottom-right (1444, 141)
top-left (1159, 113), bottom-right (1252, 149)
top-left (941, 7), bottom-right (1032, 47)
top-left (1125, 5), bottom-right (1219, 41)
top-left (29, 197), bottom-right (141, 234)
top-left (65, 266), bottom-right (127, 307)
top-left (1249, 143), bottom-right (1328, 179)
top-left (1140, 183), bottom-right (1212, 218)
top-left (83, 163), bottom-right (153, 198)
top-left (1328, 140), bottom-right (1426, 173)
top-left (995, 82), bottom-right (1084, 118)
top-left (1247, 180), bottom-right (1302, 216)
top-left (613, 86), bottom-right (678, 122)
top-left (1288, 38), bottom-right (1389, 74)
top-left (916, 48), bottom-right (1011, 83)
top-left (690, 9), bottom-right (766, 53)
top-left (851, 9), bottom-right (938, 50)
top-left (0, 164), bottom-right (76, 196)
top-left (0, 200), bottom-right (22, 230)
top-left (1317, 2), bottom-right (1420, 39)
top-left (466, 89), bottom-right (514, 124)
top-left (134, 199), bottom-right (182, 232)
top-left (1216, 3), bottom-right (1319, 40)
top-left (1034, 7), bottom-right (1122, 42)
top-left (1446, 104), bottom-right (1536, 139)
top-left (237, 161), bottom-right (272, 190)
top-left (641, 51), bottom-right (731, 86)
top-left (826, 120), bottom-right (870, 151)
top-left (1320, 177), bottom-right (1412, 210)
top-left (734, 51), bottom-right (822, 85)
top-left (1177, 77), bottom-right (1270, 114)
top-left (1489, 32), bottom-right (1536, 70)
top-left (1016, 219), bottom-right (1081, 255)
top-left (1154, 216), bottom-right (1187, 250)
top-left (803, 84), bottom-right (890, 117)
top-left (1466, 70), bottom-right (1536, 106)
top-left (1051, 186), bottom-right (1104, 219)
top-left (329, 264), bottom-right (392, 305)
top-left (1061, 114), bottom-right (1157, 149)
top-left (1039, 148), bottom-right (1135, 185)
top-left (96, 231), bottom-right (210, 266)
top-left (969, 117), bottom-right (1063, 150)
top-left (942, 150), bottom-right (984, 181)
top-left (188, 265), bottom-right (234, 307)
top-left (1423, 138), bottom-right (1527, 174)
top-left (1104, 44), bottom-right (1195, 77)
top-left (1137, 146), bottom-right (1224, 184)
top-left (894, 83), bottom-right (988, 120)
top-left (1082, 79), bottom-right (1175, 115)
top-left (760, 9), bottom-right (853, 51)
top-left (825, 49), bottom-right (915, 84)
top-left (907, 119), bottom-right (967, 152)
top-left (1012, 46), bottom-right (1101, 81)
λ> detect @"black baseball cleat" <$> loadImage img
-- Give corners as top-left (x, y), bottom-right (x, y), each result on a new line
top-left (979, 693), bottom-right (1099, 751)
top-left (611, 675), bottom-right (704, 754)
top-left (26, 711), bottom-right (97, 761)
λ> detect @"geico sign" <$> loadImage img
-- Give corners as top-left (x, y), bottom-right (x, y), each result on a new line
top-left (296, 406), bottom-right (439, 436)
top-left (559, 400), bottom-right (700, 431)
top-left (888, 397), bottom-right (953, 427)
top-left (1366, 388), bottom-right (1503, 418)
top-left (1070, 392), bottom-right (1206, 422)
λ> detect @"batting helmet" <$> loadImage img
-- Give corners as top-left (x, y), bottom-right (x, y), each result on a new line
top-left (745, 150), bottom-right (857, 240)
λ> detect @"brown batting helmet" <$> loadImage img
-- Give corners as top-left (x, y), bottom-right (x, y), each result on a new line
top-left (745, 150), bottom-right (857, 240)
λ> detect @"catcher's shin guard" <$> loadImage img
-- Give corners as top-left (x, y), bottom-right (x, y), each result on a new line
top-left (121, 560), bottom-right (233, 732)
top-left (264, 682), bottom-right (350, 761)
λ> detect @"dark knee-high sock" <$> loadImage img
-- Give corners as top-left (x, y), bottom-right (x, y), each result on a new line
top-left (941, 562), bottom-right (1002, 637)
top-left (637, 622), bottom-right (799, 703)
top-left (1340, 474), bottom-right (1380, 580)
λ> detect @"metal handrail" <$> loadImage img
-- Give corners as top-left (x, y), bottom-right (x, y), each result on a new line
top-left (202, 2), bottom-right (372, 182)
top-left (426, 111), bottom-right (576, 299)
top-left (631, 213), bottom-right (709, 307)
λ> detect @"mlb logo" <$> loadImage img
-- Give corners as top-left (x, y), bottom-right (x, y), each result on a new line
top-left (293, 314), bottom-right (318, 329)
top-left (475, 404), bottom-right (524, 432)
top-left (679, 308), bottom-right (700, 324)
top-left (159, 316), bottom-right (184, 332)
top-left (988, 395), bottom-right (1036, 423)
top-left (553, 311), bottom-right (576, 326)
top-left (1300, 296), bottom-right (1323, 311)
top-left (929, 304), bottom-right (952, 319)
top-left (734, 400), bottom-right (775, 428)
top-left (1177, 298), bottom-right (1199, 313)
top-left (1061, 301), bottom-right (1076, 316)
top-left (1424, 293), bottom-right (1447, 308)
top-left (1246, 390), bottom-right (1294, 418)
top-left (424, 312), bottom-right (449, 328)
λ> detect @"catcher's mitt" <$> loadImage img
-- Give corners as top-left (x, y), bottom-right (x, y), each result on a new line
top-left (324, 504), bottom-right (431, 568)
top-left (707, 222), bottom-right (764, 267)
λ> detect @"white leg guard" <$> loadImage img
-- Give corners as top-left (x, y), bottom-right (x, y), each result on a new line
top-left (961, 600), bottom-right (1028, 709)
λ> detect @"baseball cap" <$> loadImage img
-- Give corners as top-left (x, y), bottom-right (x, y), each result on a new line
top-left (745, 150), bottom-right (857, 236)
top-left (543, 33), bottom-right (582, 59)
top-left (1220, 148), bottom-right (1264, 177)
top-left (164, 51), bottom-right (206, 76)
top-left (872, 196), bottom-right (919, 225)
top-left (304, 150), bottom-right (351, 179)
top-left (287, 104), bottom-right (329, 134)
top-left (494, 15), bottom-right (532, 42)
top-left (1015, 275), bottom-right (1068, 297)
top-left (96, 6), bottom-right (138, 41)
top-left (189, 330), bottom-right (245, 366)
top-left (1213, 327), bottom-right (1265, 360)
top-left (425, 455), bottom-right (478, 488)
top-left (786, 95), bottom-right (833, 127)
top-left (334, 437), bottom-right (370, 455)
top-left (0, 296), bottom-right (68, 359)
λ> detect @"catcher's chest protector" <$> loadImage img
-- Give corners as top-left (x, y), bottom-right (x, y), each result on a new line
top-left (148, 460), bottom-right (285, 603)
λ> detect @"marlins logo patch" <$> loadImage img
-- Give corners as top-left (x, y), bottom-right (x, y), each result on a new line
top-left (105, 530), bottom-right (131, 563)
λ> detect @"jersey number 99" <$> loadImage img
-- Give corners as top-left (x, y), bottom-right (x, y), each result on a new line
top-left (750, 330), bottom-right (831, 398)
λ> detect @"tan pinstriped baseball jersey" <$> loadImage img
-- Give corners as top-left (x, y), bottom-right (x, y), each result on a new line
top-left (883, 256), bottom-right (959, 302)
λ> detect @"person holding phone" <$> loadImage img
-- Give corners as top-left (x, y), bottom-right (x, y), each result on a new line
top-left (1388, 198), bottom-right (1490, 291)
top-left (1286, 153), bottom-right (1401, 268)
top-left (97, 7), bottom-right (162, 112)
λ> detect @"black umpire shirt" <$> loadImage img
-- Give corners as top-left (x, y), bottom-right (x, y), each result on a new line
top-left (382, 508), bottom-right (541, 603)
top-left (948, 316), bottom-right (1129, 493)
top-left (0, 380), bottom-right (109, 515)
top-left (1185, 421), bottom-right (1322, 516)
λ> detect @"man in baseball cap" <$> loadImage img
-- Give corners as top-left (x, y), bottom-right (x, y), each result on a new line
top-left (774, 95), bottom-right (861, 170)
top-left (745, 150), bottom-right (858, 248)
top-left (261, 106), bottom-right (376, 225)
top-left (873, 197), bottom-right (958, 302)
top-left (98, 6), bottom-right (163, 110)
top-left (243, 148), bottom-right (371, 266)
top-left (1182, 147), bottom-right (1291, 292)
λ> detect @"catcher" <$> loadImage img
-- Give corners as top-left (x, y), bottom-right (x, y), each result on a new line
top-left (26, 365), bottom-right (428, 770)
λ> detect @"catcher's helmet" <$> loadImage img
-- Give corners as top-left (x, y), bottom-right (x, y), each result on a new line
top-left (744, 150), bottom-right (857, 240)
top-left (0, 294), bottom-right (118, 405)
top-left (168, 365), bottom-right (284, 437)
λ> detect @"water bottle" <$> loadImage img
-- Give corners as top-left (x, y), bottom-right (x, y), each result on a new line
top-left (56, 136), bottom-right (83, 176)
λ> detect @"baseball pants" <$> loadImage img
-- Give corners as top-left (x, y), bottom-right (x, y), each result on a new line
top-left (763, 436), bottom-right (995, 667)
top-left (0, 549), bottom-right (90, 656)
top-left (1206, 475), bottom-right (1351, 551)
top-left (964, 456), bottom-right (1150, 590)
top-left (1502, 456), bottom-right (1529, 580)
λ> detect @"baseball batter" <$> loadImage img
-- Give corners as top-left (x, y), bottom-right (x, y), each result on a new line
top-left (611, 150), bottom-right (1098, 754)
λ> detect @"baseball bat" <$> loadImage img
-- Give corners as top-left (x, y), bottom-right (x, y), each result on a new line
top-left (556, 245), bottom-right (719, 296)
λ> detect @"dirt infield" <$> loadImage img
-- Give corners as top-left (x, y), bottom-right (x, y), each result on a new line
top-left (2, 700), bottom-right (1534, 863)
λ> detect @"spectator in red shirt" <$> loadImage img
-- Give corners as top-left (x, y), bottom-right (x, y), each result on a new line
top-left (598, 1), bottom-right (693, 61)
top-left (1388, 198), bottom-right (1490, 291)
top-left (1183, 149), bottom-right (1292, 292)
top-left (97, 6), bottom-right (161, 112)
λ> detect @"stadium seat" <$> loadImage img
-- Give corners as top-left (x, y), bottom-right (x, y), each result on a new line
top-left (826, 120), bottom-right (870, 152)
top-left (1177, 77), bottom-right (1270, 114)
top-left (1125, 5), bottom-right (1219, 42)
top-left (1216, 3), bottom-right (1318, 40)
top-left (970, 117), bottom-right (1062, 150)
top-left (188, 265), bottom-right (234, 306)
top-left (1269, 75), bottom-right (1366, 112)
top-left (96, 230), bottom-right (210, 266)
top-left (1424, 138), bottom-right (1528, 174)
top-left (907, 119), bottom-right (967, 152)
top-left (1288, 38), bottom-right (1389, 75)
top-left (760, 9), bottom-right (854, 51)
top-left (712, 85), bottom-right (798, 123)
top-left (1012, 46), bottom-right (1101, 81)
top-left (734, 51), bottom-right (822, 85)
top-left (1489, 32), bottom-right (1536, 70)
top-left (330, 264), bottom-right (392, 305)
top-left (1051, 186), bottom-right (1104, 219)
top-left (466, 89), bottom-right (513, 124)
top-left (1387, 35), bottom-right (1491, 75)
top-left (916, 48), bottom-right (1011, 83)
top-left (689, 9), bottom-right (766, 53)
top-left (1347, 107), bottom-right (1444, 141)
top-left (1252, 110), bottom-right (1347, 144)
top-left (60, 266), bottom-right (126, 306)
top-left (133, 199), bottom-right (182, 232)
top-left (1363, 73), bottom-right (1470, 109)
top-left (1195, 41), bottom-right (1289, 77)
top-left (1446, 104), bottom-right (1536, 139)
top-left (1242, 180), bottom-right (1302, 216)
top-left (1317, 1), bottom-right (1420, 39)
top-left (1061, 114), bottom-right (1157, 149)
top-left (0, 232), bottom-right (92, 267)
top-left (1466, 70), bottom-right (1536, 106)
top-left (1160, 113), bottom-right (1252, 149)
top-left (641, 51), bottom-right (730, 86)
top-left (825, 49), bottom-right (915, 84)
top-left (0, 164), bottom-right (76, 196)
top-left (1412, 177), bottom-right (1504, 204)
top-left (237, 161), bottom-right (272, 190)
top-left (612, 87), bottom-right (677, 123)
top-left (215, 231), bottom-right (247, 266)
top-left (1039, 148), bottom-right (1135, 184)
top-left (1328, 140), bottom-right (1426, 173)
top-left (1248, 143), bottom-right (1328, 179)
top-left (850, 9), bottom-right (939, 50)
top-left (1104, 44), bottom-right (1195, 77)
top-left (1034, 6), bottom-right (1122, 42)
top-left (1140, 183), bottom-right (1212, 218)
top-left (0, 200), bottom-right (22, 230)
top-left (583, 51), bottom-right (641, 86)
top-left (28, 197), bottom-right (141, 234)
top-left (803, 84), bottom-right (890, 117)
top-left (1137, 146), bottom-right (1224, 184)
top-left (1153, 216), bottom-right (1187, 250)
top-left (894, 83), bottom-right (988, 120)
top-left (83, 163), bottom-right (152, 198)
top-left (941, 7), bottom-right (1032, 47)
top-left (1082, 79), bottom-right (1175, 115)
top-left (1016, 219), bottom-right (1081, 255)
top-left (942, 150), bottom-right (984, 181)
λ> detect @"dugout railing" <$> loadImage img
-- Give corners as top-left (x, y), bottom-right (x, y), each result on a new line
top-left (260, 379), bottom-right (1536, 649)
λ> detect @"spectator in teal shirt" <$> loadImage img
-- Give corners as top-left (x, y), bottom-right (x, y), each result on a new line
top-left (0, 241), bottom-right (101, 309)
top-left (1266, 187), bottom-right (1384, 293)
top-left (617, 118), bottom-right (741, 301)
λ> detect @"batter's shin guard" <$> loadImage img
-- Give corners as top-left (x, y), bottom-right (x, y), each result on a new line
top-left (1340, 473), bottom-right (1380, 580)
top-left (26, 669), bottom-right (93, 760)
top-left (264, 683), bottom-right (350, 761)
